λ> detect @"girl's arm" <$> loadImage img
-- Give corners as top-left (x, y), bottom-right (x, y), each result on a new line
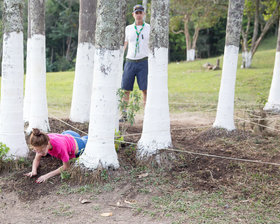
top-left (24, 153), bottom-right (42, 177)
top-left (36, 161), bottom-right (70, 183)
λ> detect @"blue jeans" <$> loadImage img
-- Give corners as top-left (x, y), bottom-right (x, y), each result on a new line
top-left (61, 130), bottom-right (88, 157)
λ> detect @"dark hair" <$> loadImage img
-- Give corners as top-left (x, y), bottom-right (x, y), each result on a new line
top-left (30, 128), bottom-right (49, 147)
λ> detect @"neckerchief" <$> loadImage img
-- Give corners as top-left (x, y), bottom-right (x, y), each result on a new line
top-left (134, 22), bottom-right (145, 57)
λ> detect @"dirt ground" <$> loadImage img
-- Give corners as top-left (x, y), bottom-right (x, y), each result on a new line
top-left (1, 114), bottom-right (280, 223)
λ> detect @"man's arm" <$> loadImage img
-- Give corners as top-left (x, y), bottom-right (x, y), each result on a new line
top-left (124, 41), bottom-right (128, 52)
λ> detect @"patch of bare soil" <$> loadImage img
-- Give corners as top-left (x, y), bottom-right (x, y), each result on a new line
top-left (1, 116), bottom-right (280, 223)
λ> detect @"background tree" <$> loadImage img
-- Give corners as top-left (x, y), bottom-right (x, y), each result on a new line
top-left (138, 0), bottom-right (172, 157)
top-left (241, 0), bottom-right (280, 68)
top-left (45, 0), bottom-right (79, 72)
top-left (213, 0), bottom-right (245, 130)
top-left (142, 0), bottom-right (147, 12)
top-left (0, 0), bottom-right (29, 157)
top-left (27, 0), bottom-right (49, 132)
top-left (170, 0), bottom-right (227, 61)
top-left (264, 17), bottom-right (280, 112)
top-left (70, 0), bottom-right (97, 123)
top-left (79, 0), bottom-right (126, 169)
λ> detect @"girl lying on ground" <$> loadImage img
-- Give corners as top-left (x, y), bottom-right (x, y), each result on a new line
top-left (24, 128), bottom-right (88, 183)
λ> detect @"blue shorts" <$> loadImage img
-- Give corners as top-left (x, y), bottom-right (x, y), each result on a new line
top-left (121, 59), bottom-right (148, 91)
top-left (61, 130), bottom-right (88, 157)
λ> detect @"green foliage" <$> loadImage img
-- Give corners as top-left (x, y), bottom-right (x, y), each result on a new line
top-left (114, 130), bottom-right (124, 152)
top-left (45, 0), bottom-right (79, 72)
top-left (60, 169), bottom-right (71, 181)
top-left (170, 0), bottom-right (227, 60)
top-left (101, 169), bottom-right (108, 181)
top-left (117, 88), bottom-right (141, 126)
top-left (256, 92), bottom-right (268, 106)
top-left (0, 142), bottom-right (9, 160)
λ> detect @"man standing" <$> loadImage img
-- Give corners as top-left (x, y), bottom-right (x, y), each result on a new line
top-left (121, 4), bottom-right (150, 120)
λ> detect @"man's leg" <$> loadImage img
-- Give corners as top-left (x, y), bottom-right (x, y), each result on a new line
top-left (136, 60), bottom-right (148, 108)
top-left (123, 90), bottom-right (130, 107)
top-left (142, 90), bottom-right (147, 107)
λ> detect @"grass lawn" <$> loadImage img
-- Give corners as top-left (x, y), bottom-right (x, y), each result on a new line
top-left (0, 36), bottom-right (277, 117)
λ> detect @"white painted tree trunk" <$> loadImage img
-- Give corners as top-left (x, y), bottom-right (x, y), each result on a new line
top-left (23, 0), bottom-right (31, 122)
top-left (79, 49), bottom-right (120, 169)
top-left (138, 48), bottom-right (172, 156)
top-left (213, 0), bottom-right (244, 131)
top-left (187, 49), bottom-right (195, 61)
top-left (27, 0), bottom-right (49, 132)
top-left (115, 46), bottom-right (125, 132)
top-left (70, 0), bottom-right (97, 123)
top-left (70, 43), bottom-right (95, 122)
top-left (213, 45), bottom-right (239, 130)
top-left (27, 35), bottom-right (49, 132)
top-left (0, 31), bottom-right (28, 157)
top-left (264, 52), bottom-right (280, 112)
top-left (23, 39), bottom-right (31, 122)
top-left (78, 0), bottom-right (124, 169)
top-left (137, 0), bottom-right (172, 157)
top-left (241, 50), bottom-right (252, 68)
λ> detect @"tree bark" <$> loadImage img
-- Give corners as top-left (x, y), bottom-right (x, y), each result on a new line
top-left (23, 0), bottom-right (32, 122)
top-left (264, 17), bottom-right (280, 112)
top-left (27, 0), bottom-right (49, 132)
top-left (115, 0), bottom-right (127, 131)
top-left (213, 0), bottom-right (245, 131)
top-left (70, 0), bottom-right (97, 123)
top-left (138, 0), bottom-right (172, 157)
top-left (0, 0), bottom-right (29, 157)
top-left (79, 0), bottom-right (126, 169)
top-left (142, 0), bottom-right (147, 13)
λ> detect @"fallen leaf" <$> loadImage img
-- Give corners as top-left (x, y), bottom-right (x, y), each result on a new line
top-left (101, 212), bottom-right (113, 217)
top-left (124, 200), bottom-right (136, 205)
top-left (138, 173), bottom-right (149, 178)
top-left (79, 198), bottom-right (91, 204)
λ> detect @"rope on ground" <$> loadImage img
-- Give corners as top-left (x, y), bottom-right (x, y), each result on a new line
top-left (49, 113), bottom-right (88, 135)
top-left (49, 114), bottom-right (280, 167)
top-left (161, 147), bottom-right (280, 167)
top-left (235, 116), bottom-right (280, 133)
top-left (120, 124), bottom-right (213, 137)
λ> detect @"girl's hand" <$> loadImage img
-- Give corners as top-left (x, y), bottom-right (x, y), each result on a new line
top-left (36, 174), bottom-right (49, 183)
top-left (24, 171), bottom-right (37, 177)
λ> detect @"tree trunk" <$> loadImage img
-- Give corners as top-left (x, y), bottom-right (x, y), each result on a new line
top-left (137, 0), bottom-right (172, 157)
top-left (241, 16), bottom-right (250, 68)
top-left (79, 0), bottom-right (125, 169)
top-left (264, 18), bottom-right (280, 112)
top-left (184, 17), bottom-right (193, 61)
top-left (0, 0), bottom-right (28, 157)
top-left (115, 0), bottom-right (127, 131)
top-left (251, 0), bottom-right (259, 49)
top-left (142, 0), bottom-right (147, 13)
top-left (213, 0), bottom-right (245, 131)
top-left (187, 49), bottom-right (195, 61)
top-left (23, 0), bottom-right (32, 122)
top-left (70, 0), bottom-right (97, 123)
top-left (27, 0), bottom-right (49, 132)
top-left (241, 50), bottom-right (252, 68)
